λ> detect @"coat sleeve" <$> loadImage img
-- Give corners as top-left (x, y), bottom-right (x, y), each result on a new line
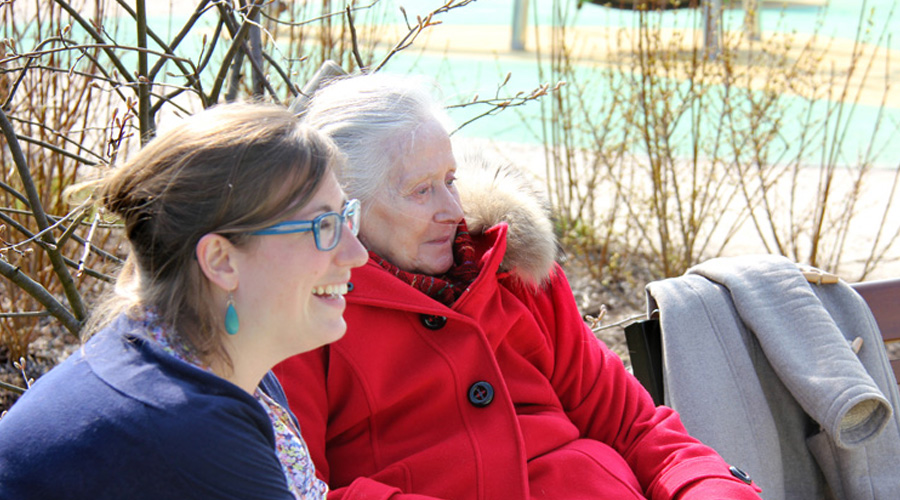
top-left (533, 264), bottom-right (761, 500)
top-left (274, 349), bottom-right (445, 500)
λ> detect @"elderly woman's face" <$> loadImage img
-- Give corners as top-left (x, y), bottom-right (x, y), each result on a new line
top-left (362, 119), bottom-right (463, 276)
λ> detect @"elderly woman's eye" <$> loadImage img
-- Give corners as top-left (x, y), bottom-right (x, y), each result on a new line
top-left (415, 185), bottom-right (430, 195)
top-left (446, 176), bottom-right (456, 186)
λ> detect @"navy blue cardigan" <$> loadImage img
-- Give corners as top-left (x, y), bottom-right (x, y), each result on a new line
top-left (0, 314), bottom-right (298, 499)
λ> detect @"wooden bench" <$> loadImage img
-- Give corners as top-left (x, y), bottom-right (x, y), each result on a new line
top-left (625, 278), bottom-right (900, 406)
top-left (851, 279), bottom-right (900, 386)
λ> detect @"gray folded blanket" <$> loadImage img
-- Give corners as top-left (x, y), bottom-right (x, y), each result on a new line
top-left (646, 254), bottom-right (900, 499)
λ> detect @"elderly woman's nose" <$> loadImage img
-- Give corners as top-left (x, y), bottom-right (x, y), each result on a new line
top-left (436, 186), bottom-right (464, 222)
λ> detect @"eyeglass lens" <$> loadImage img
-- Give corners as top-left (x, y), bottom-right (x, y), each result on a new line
top-left (314, 200), bottom-right (360, 251)
top-left (315, 213), bottom-right (340, 251)
top-left (344, 200), bottom-right (360, 237)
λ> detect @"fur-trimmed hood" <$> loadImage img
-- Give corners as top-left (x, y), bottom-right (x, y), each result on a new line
top-left (456, 155), bottom-right (558, 287)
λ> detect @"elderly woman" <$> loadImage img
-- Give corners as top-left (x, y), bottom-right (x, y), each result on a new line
top-left (274, 74), bottom-right (762, 499)
top-left (0, 103), bottom-right (368, 499)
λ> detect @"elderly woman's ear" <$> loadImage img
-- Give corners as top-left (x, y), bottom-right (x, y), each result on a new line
top-left (456, 155), bottom-right (557, 287)
top-left (195, 233), bottom-right (240, 292)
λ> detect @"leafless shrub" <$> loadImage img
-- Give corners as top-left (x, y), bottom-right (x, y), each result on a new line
top-left (538, 0), bottom-right (899, 285)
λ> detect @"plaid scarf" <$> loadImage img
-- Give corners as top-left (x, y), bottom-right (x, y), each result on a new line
top-left (370, 221), bottom-right (480, 307)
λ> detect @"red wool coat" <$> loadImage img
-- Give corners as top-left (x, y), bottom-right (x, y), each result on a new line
top-left (275, 223), bottom-right (761, 500)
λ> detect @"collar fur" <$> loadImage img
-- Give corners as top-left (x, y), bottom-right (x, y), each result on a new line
top-left (456, 155), bottom-right (559, 287)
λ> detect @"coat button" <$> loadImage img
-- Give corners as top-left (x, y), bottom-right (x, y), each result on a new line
top-left (729, 466), bottom-right (752, 485)
top-left (468, 381), bottom-right (494, 407)
top-left (420, 314), bottom-right (447, 330)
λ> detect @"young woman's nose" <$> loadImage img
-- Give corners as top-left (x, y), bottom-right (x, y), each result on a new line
top-left (336, 227), bottom-right (369, 268)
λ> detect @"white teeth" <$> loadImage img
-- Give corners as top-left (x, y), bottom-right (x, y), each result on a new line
top-left (313, 283), bottom-right (349, 297)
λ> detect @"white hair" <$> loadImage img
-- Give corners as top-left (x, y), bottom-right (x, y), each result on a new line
top-left (299, 73), bottom-right (454, 205)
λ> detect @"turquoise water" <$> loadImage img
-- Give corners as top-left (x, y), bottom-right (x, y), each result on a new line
top-left (383, 0), bottom-right (899, 169)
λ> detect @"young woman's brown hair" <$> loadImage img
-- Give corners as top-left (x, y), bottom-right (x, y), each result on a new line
top-left (91, 102), bottom-right (338, 366)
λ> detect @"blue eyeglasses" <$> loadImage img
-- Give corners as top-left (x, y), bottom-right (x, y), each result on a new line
top-left (250, 199), bottom-right (361, 251)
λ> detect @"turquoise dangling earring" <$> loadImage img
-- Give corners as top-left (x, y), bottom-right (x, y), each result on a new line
top-left (224, 292), bottom-right (239, 335)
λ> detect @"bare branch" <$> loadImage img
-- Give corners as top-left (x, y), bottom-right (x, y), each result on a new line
top-left (50, 0), bottom-right (135, 86)
top-left (346, 6), bottom-right (364, 70)
top-left (0, 180), bottom-right (30, 208)
top-left (9, 114), bottom-right (107, 163)
top-left (0, 311), bottom-right (51, 318)
top-left (14, 134), bottom-right (101, 167)
top-left (135, 0), bottom-right (152, 141)
top-left (209, 0), bottom-right (267, 104)
top-left (1, 202), bottom-right (88, 254)
top-left (373, 0), bottom-right (476, 72)
top-left (76, 212), bottom-right (101, 277)
top-left (0, 209), bottom-right (123, 268)
top-left (450, 82), bottom-right (563, 134)
top-left (0, 258), bottom-right (81, 336)
top-left (0, 107), bottom-right (87, 320)
top-left (258, 0), bottom-right (382, 27)
top-left (0, 380), bottom-right (26, 395)
top-left (118, 0), bottom-right (212, 95)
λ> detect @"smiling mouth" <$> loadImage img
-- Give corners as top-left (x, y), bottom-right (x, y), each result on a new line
top-left (312, 283), bottom-right (350, 299)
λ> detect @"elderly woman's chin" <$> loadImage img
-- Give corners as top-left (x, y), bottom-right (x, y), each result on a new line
top-left (418, 243), bottom-right (455, 276)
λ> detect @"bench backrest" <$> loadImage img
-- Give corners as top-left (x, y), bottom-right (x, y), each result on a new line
top-left (850, 278), bottom-right (900, 386)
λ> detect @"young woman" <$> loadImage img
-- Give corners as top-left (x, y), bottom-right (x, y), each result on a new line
top-left (0, 103), bottom-right (368, 500)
